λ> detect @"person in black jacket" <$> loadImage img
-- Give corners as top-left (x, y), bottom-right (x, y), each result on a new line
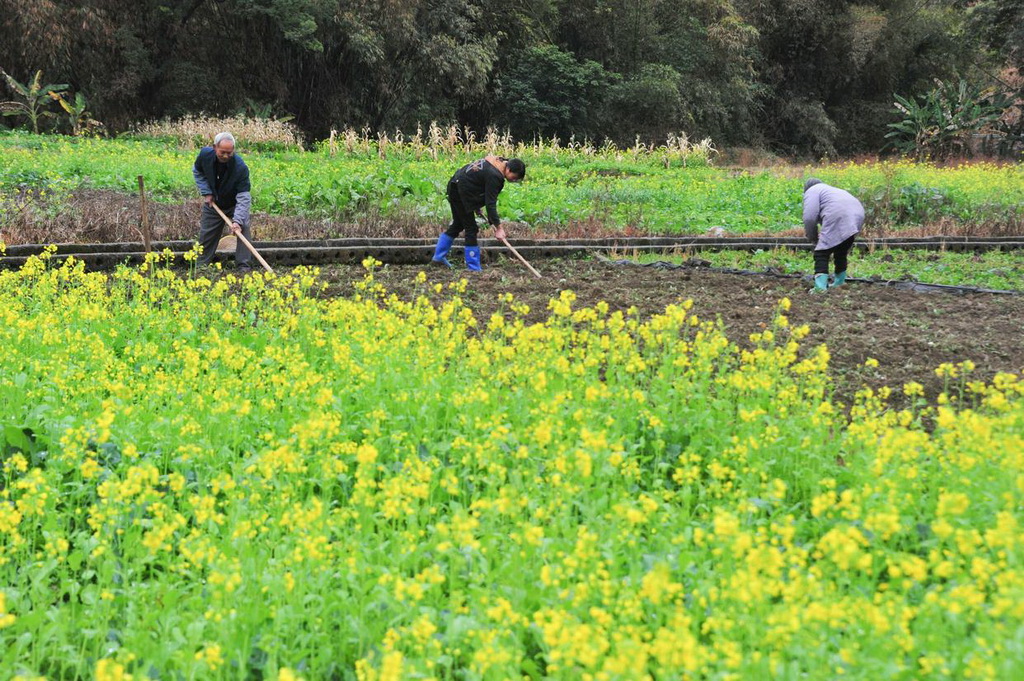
top-left (192, 132), bottom-right (254, 270)
top-left (431, 155), bottom-right (526, 271)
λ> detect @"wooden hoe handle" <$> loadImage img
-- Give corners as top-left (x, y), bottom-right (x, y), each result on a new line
top-left (209, 201), bottom-right (274, 273)
top-left (500, 237), bottom-right (542, 278)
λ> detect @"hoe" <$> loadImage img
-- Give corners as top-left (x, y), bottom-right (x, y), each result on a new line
top-left (500, 235), bottom-right (542, 278)
top-left (209, 202), bottom-right (274, 273)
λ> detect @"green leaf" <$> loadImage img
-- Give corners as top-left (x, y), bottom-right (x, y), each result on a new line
top-left (3, 425), bottom-right (35, 452)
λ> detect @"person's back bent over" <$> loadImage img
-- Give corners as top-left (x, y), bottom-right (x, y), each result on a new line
top-left (432, 155), bottom-right (525, 271)
top-left (802, 178), bottom-right (864, 292)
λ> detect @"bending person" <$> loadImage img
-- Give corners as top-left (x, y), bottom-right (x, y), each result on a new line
top-left (432, 155), bottom-right (525, 271)
top-left (193, 131), bottom-right (254, 271)
top-left (803, 177), bottom-right (864, 292)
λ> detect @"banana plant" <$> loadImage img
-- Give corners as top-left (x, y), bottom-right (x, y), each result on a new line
top-left (0, 69), bottom-right (69, 133)
top-left (885, 79), bottom-right (1012, 159)
top-left (49, 91), bottom-right (102, 136)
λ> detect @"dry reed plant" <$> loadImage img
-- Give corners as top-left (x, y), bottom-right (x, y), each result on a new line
top-left (136, 116), bottom-right (715, 164)
top-left (319, 122), bottom-right (717, 165)
top-left (136, 115), bottom-right (305, 149)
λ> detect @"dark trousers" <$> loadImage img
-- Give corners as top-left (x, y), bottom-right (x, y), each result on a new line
top-left (813, 235), bottom-right (855, 275)
top-left (443, 180), bottom-right (480, 247)
top-left (198, 204), bottom-right (252, 267)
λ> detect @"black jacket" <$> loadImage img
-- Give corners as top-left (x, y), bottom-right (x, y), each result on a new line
top-left (192, 147), bottom-right (251, 212)
top-left (450, 159), bottom-right (505, 226)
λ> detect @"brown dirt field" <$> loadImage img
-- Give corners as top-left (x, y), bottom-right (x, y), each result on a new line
top-left (0, 190), bottom-right (655, 244)
top-left (2, 188), bottom-right (1019, 244)
top-left (316, 256), bottom-right (1024, 408)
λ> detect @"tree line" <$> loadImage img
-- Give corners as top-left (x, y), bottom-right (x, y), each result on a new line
top-left (1, 0), bottom-right (1021, 155)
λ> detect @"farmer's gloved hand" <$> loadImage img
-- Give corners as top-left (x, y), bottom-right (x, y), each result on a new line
top-left (231, 222), bottom-right (242, 234)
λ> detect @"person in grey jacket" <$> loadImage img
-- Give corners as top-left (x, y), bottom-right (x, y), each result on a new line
top-left (193, 132), bottom-right (253, 270)
top-left (802, 178), bottom-right (864, 292)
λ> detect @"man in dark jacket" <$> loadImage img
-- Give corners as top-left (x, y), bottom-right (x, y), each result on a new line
top-left (431, 155), bottom-right (526, 271)
top-left (193, 132), bottom-right (253, 269)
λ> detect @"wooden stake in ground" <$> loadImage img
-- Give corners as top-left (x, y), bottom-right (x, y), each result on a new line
top-left (137, 175), bottom-right (152, 253)
top-left (208, 202), bottom-right (274, 273)
top-left (499, 236), bottom-right (542, 278)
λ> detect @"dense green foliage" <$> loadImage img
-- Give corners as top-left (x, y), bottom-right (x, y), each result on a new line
top-left (2, 133), bottom-right (1022, 235)
top-left (886, 80), bottom-right (1015, 159)
top-left (1, 0), bottom-right (1020, 155)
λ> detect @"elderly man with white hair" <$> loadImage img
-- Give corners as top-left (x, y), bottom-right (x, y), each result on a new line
top-left (192, 131), bottom-right (254, 270)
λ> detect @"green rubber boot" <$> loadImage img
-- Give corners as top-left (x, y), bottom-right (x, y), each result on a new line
top-left (812, 273), bottom-right (829, 293)
top-left (831, 271), bottom-right (847, 287)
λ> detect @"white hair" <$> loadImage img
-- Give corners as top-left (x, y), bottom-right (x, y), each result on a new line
top-left (213, 132), bottom-right (235, 146)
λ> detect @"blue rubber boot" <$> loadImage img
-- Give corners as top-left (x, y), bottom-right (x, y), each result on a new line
top-left (831, 271), bottom-right (847, 287)
top-left (431, 233), bottom-right (454, 268)
top-left (811, 273), bottom-right (829, 293)
top-left (465, 246), bottom-right (481, 271)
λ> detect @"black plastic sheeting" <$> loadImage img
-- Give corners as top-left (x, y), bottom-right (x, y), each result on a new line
top-left (599, 256), bottom-right (1021, 296)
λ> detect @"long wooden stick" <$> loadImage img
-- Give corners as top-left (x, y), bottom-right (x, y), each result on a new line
top-left (137, 175), bottom-right (152, 253)
top-left (208, 201), bottom-right (274, 273)
top-left (500, 236), bottom-right (542, 278)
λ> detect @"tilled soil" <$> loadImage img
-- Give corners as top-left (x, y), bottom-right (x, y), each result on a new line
top-left (318, 256), bottom-right (1024, 407)
top-left (4, 188), bottom-right (1018, 245)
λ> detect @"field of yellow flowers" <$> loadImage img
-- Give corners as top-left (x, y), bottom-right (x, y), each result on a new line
top-left (1, 252), bottom-right (1023, 680)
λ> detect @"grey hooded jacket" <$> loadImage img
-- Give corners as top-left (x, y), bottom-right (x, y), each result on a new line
top-left (802, 181), bottom-right (864, 250)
